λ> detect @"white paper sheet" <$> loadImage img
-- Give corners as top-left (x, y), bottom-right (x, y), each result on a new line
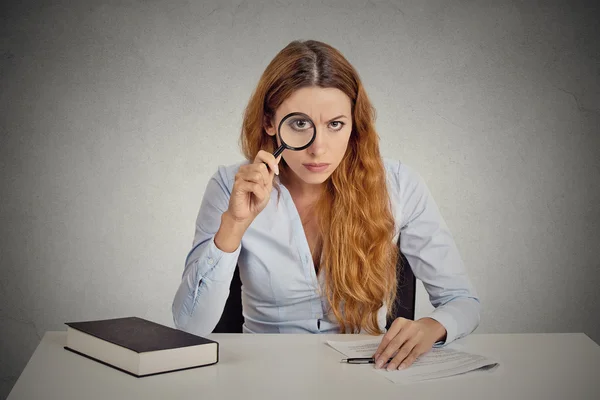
top-left (326, 338), bottom-right (382, 358)
top-left (327, 338), bottom-right (499, 384)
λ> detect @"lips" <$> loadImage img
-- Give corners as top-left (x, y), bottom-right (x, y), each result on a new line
top-left (303, 163), bottom-right (330, 173)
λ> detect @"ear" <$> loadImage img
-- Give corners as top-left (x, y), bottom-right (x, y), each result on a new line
top-left (264, 115), bottom-right (276, 136)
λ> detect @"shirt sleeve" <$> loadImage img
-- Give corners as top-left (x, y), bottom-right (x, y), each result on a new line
top-left (171, 165), bottom-right (242, 336)
top-left (396, 162), bottom-right (481, 347)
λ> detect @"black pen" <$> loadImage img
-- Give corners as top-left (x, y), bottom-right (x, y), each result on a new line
top-left (340, 357), bottom-right (393, 364)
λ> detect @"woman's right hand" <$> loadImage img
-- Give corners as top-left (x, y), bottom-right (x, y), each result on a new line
top-left (225, 150), bottom-right (281, 227)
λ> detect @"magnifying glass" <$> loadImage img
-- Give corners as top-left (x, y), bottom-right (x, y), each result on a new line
top-left (265, 112), bottom-right (316, 170)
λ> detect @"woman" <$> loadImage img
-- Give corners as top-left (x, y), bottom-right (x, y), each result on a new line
top-left (172, 40), bottom-right (480, 371)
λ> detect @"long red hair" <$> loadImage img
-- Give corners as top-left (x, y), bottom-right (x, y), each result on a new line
top-left (240, 40), bottom-right (398, 334)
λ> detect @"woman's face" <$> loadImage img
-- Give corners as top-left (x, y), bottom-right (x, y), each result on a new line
top-left (265, 86), bottom-right (353, 187)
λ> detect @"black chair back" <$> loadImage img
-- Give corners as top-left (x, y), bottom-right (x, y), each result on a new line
top-left (213, 235), bottom-right (416, 333)
top-left (387, 251), bottom-right (416, 329)
top-left (213, 266), bottom-right (244, 333)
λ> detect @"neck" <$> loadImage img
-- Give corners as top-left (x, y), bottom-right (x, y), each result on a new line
top-left (281, 173), bottom-right (323, 203)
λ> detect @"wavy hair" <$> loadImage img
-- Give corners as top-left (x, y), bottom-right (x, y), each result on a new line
top-left (239, 40), bottom-right (398, 334)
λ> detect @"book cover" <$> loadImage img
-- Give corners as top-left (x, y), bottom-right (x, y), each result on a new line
top-left (65, 316), bottom-right (217, 352)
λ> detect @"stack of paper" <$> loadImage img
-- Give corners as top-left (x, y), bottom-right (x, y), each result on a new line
top-left (327, 338), bottom-right (499, 384)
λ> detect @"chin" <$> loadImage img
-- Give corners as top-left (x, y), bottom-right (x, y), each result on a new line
top-left (298, 172), bottom-right (331, 185)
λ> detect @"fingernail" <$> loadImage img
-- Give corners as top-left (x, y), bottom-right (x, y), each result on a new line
top-left (398, 363), bottom-right (406, 370)
top-left (275, 166), bottom-right (279, 175)
top-left (387, 363), bottom-right (396, 371)
top-left (376, 360), bottom-right (384, 369)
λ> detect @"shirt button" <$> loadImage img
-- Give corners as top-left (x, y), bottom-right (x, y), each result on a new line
top-left (207, 258), bottom-right (214, 265)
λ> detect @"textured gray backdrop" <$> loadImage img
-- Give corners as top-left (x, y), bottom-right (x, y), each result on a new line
top-left (1, 0), bottom-right (599, 398)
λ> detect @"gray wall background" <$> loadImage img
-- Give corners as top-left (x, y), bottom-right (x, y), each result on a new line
top-left (1, 0), bottom-right (598, 397)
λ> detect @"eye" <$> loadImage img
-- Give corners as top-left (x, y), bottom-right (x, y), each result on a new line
top-left (329, 121), bottom-right (345, 131)
top-left (295, 120), bottom-right (307, 128)
top-left (290, 119), bottom-right (313, 130)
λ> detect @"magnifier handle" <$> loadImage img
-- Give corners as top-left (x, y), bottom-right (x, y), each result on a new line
top-left (273, 145), bottom-right (285, 159)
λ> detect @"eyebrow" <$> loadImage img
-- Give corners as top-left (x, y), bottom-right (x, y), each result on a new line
top-left (326, 115), bottom-right (348, 123)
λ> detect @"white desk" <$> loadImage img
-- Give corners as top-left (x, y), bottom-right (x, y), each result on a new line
top-left (7, 332), bottom-right (600, 400)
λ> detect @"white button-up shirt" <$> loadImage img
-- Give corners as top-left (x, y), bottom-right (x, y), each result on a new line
top-left (172, 158), bottom-right (481, 346)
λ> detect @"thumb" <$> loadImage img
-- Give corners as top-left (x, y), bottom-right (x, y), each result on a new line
top-left (270, 155), bottom-right (282, 176)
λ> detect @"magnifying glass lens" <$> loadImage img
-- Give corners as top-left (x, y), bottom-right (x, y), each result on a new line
top-left (280, 116), bottom-right (315, 149)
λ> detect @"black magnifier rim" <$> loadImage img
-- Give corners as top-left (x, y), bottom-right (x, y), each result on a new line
top-left (277, 112), bottom-right (317, 151)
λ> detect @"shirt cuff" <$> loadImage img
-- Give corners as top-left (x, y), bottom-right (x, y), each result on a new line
top-left (426, 308), bottom-right (458, 348)
top-left (194, 236), bottom-right (241, 283)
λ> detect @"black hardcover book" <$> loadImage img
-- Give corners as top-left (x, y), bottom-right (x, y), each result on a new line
top-left (64, 316), bottom-right (218, 377)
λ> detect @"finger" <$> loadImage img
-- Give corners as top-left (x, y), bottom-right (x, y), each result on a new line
top-left (256, 163), bottom-right (271, 187)
top-left (397, 345), bottom-right (424, 370)
top-left (386, 337), bottom-right (419, 371)
top-left (249, 163), bottom-right (272, 187)
top-left (272, 154), bottom-right (283, 175)
top-left (234, 179), bottom-right (261, 195)
top-left (254, 150), bottom-right (279, 175)
top-left (235, 181), bottom-right (266, 202)
top-left (375, 328), bottom-right (413, 369)
top-left (239, 169), bottom-right (267, 187)
top-left (373, 318), bottom-right (407, 360)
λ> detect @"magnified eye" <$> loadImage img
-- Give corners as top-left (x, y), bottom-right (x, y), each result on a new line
top-left (289, 118), bottom-right (314, 131)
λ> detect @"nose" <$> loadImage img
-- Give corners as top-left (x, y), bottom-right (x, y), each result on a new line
top-left (307, 127), bottom-right (327, 157)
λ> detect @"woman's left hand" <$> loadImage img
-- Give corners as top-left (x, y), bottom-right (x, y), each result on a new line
top-left (373, 317), bottom-right (447, 370)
